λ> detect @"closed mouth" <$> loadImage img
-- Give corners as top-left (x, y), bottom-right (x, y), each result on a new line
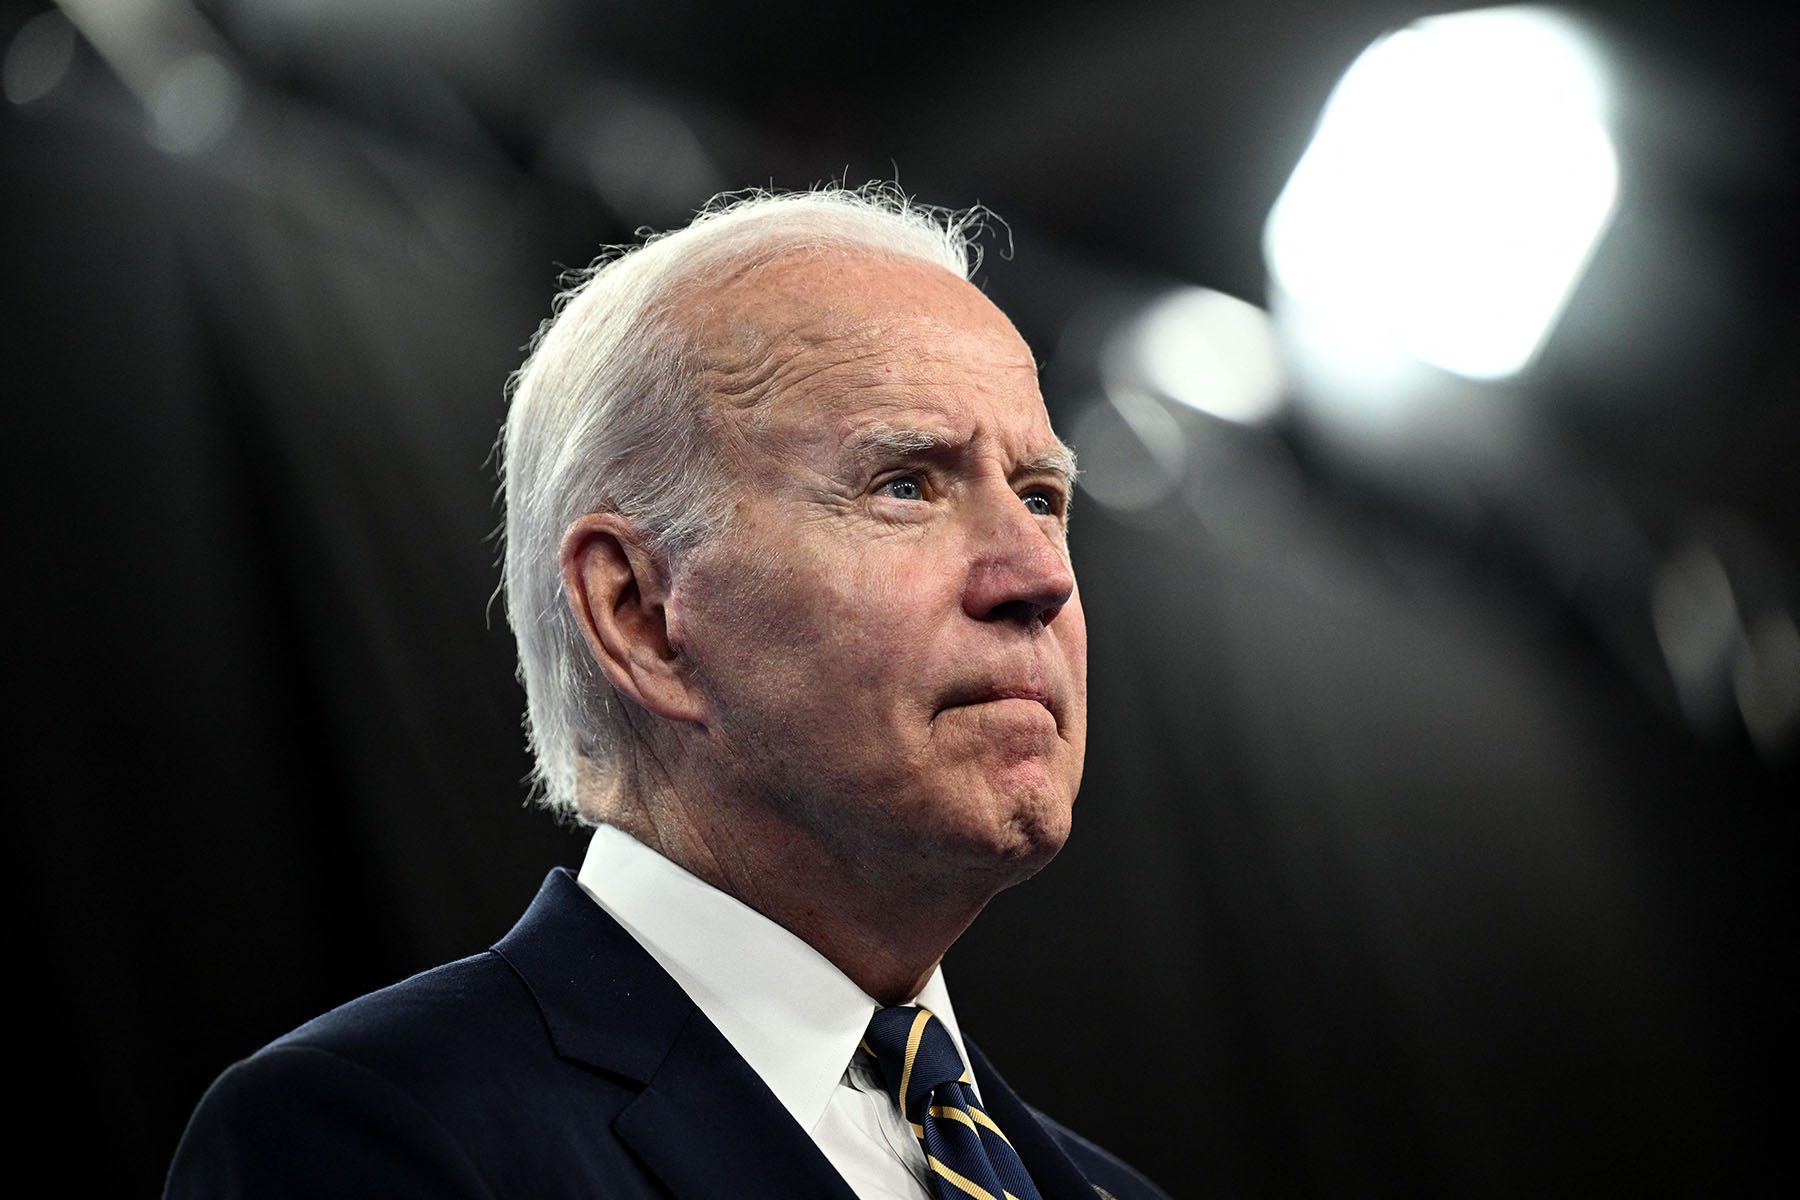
top-left (940, 686), bottom-right (1055, 713)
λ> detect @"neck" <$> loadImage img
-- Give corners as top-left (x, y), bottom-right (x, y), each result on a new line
top-left (590, 768), bottom-right (1001, 1005)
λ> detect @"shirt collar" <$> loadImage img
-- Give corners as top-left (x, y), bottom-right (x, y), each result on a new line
top-left (574, 823), bottom-right (977, 1133)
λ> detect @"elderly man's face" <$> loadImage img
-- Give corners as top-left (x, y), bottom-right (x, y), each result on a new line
top-left (669, 251), bottom-right (1087, 882)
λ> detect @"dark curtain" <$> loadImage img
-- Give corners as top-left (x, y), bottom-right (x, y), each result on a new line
top-left (7, 20), bottom-right (1790, 1195)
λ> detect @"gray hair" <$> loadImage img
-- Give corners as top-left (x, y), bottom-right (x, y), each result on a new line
top-left (499, 185), bottom-right (990, 823)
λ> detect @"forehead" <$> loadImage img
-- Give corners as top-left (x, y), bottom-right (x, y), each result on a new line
top-left (691, 251), bottom-right (1055, 455)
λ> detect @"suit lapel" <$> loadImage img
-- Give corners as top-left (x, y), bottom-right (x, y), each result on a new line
top-left (495, 869), bottom-right (1096, 1200)
top-left (493, 868), bottom-right (691, 1081)
top-left (615, 1008), bottom-right (860, 1200)
top-left (967, 1039), bottom-right (1105, 1200)
top-left (493, 868), bottom-right (856, 1200)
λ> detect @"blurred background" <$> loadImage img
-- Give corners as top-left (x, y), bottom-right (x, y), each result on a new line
top-left (5, 0), bottom-right (1793, 1194)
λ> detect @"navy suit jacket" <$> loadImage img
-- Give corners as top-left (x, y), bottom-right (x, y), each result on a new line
top-left (167, 868), bottom-right (1171, 1200)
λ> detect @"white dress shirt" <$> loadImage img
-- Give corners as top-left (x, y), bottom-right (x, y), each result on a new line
top-left (576, 824), bottom-right (981, 1200)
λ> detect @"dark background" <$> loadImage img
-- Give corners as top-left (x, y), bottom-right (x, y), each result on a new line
top-left (5, 0), bottom-right (1793, 1194)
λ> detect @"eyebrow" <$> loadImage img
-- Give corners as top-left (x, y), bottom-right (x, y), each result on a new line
top-left (841, 424), bottom-right (1079, 489)
top-left (1021, 444), bottom-right (1080, 485)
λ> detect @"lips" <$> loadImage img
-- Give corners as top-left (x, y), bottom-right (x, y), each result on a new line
top-left (938, 683), bottom-right (1057, 715)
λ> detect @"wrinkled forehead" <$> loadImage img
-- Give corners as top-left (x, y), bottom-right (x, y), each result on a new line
top-left (682, 249), bottom-right (1048, 442)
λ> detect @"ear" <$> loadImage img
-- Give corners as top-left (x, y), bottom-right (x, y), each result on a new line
top-left (560, 513), bottom-right (708, 727)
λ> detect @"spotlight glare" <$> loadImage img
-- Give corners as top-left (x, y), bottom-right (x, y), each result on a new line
top-left (1264, 6), bottom-right (1620, 380)
top-left (1110, 288), bottom-right (1286, 426)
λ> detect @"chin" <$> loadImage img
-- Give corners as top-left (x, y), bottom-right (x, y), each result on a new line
top-left (997, 809), bottom-right (1071, 879)
top-left (958, 775), bottom-right (1076, 881)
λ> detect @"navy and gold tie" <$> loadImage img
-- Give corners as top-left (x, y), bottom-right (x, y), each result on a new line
top-left (860, 1005), bottom-right (1045, 1200)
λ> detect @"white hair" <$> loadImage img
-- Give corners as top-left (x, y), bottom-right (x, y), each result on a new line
top-left (499, 185), bottom-right (989, 823)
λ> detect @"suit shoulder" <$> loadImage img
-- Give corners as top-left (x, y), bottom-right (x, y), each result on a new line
top-left (1032, 1106), bottom-right (1175, 1200)
top-left (273, 948), bottom-right (535, 1072)
top-left (167, 1040), bottom-right (499, 1199)
top-left (219, 950), bottom-right (579, 1145)
top-left (168, 950), bottom-right (641, 1198)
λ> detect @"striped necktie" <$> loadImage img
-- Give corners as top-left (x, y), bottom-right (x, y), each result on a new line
top-left (860, 1005), bottom-right (1045, 1200)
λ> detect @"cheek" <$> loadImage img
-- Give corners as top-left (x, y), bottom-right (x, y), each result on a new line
top-left (791, 562), bottom-right (946, 724)
top-left (1059, 592), bottom-right (1089, 689)
top-left (1063, 586), bottom-right (1088, 650)
top-left (677, 540), bottom-right (922, 709)
top-left (1057, 594), bottom-right (1090, 751)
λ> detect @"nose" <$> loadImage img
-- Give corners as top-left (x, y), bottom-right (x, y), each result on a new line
top-left (961, 488), bottom-right (1077, 626)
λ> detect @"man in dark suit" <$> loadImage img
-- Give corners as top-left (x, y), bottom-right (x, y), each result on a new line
top-left (168, 187), bottom-right (1171, 1200)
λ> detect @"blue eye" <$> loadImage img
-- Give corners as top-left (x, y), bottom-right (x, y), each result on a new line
top-left (1022, 490), bottom-right (1059, 516)
top-left (881, 477), bottom-right (925, 501)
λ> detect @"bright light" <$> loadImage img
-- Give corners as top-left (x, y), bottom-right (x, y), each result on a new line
top-left (1103, 288), bottom-right (1287, 425)
top-left (1264, 6), bottom-right (1619, 380)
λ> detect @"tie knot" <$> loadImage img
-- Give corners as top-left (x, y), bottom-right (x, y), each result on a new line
top-left (862, 1006), bottom-right (970, 1119)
